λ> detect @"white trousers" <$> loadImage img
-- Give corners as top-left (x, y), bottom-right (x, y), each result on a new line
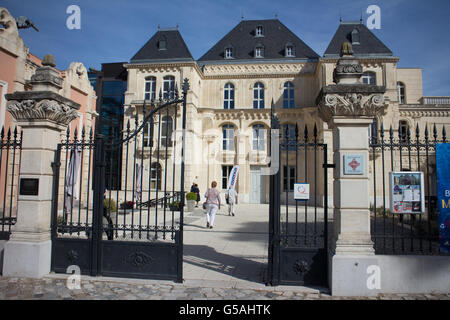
top-left (206, 203), bottom-right (219, 226)
top-left (228, 202), bottom-right (236, 215)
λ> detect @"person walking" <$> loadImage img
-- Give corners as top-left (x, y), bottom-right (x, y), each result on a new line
top-left (204, 181), bottom-right (221, 229)
top-left (226, 188), bottom-right (238, 216)
top-left (191, 183), bottom-right (200, 207)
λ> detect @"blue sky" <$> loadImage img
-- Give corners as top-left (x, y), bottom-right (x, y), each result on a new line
top-left (3, 0), bottom-right (450, 96)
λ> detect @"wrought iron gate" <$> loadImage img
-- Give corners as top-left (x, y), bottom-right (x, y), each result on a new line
top-left (51, 79), bottom-right (189, 281)
top-left (268, 113), bottom-right (329, 286)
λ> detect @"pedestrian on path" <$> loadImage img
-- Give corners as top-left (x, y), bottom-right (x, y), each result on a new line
top-left (226, 188), bottom-right (238, 216)
top-left (204, 181), bottom-right (221, 229)
top-left (191, 183), bottom-right (200, 207)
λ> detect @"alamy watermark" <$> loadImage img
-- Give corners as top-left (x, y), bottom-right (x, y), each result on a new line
top-left (66, 5), bottom-right (81, 30)
top-left (66, 265), bottom-right (81, 290)
top-left (366, 265), bottom-right (381, 290)
top-left (366, 5), bottom-right (381, 30)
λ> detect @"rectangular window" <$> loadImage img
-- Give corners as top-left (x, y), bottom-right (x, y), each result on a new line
top-left (255, 47), bottom-right (264, 58)
top-left (223, 127), bottom-right (234, 151)
top-left (253, 125), bottom-right (265, 151)
top-left (225, 48), bottom-right (233, 59)
top-left (283, 166), bottom-right (296, 191)
top-left (222, 165), bottom-right (233, 189)
top-left (145, 78), bottom-right (156, 101)
top-left (143, 122), bottom-right (153, 147)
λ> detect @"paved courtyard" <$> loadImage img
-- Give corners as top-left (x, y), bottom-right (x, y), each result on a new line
top-left (1, 204), bottom-right (449, 300)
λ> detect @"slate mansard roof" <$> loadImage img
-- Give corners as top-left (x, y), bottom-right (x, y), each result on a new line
top-left (130, 28), bottom-right (194, 63)
top-left (324, 21), bottom-right (393, 57)
top-left (198, 19), bottom-right (320, 63)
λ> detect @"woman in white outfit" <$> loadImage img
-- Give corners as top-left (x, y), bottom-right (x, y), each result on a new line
top-left (204, 181), bottom-right (221, 229)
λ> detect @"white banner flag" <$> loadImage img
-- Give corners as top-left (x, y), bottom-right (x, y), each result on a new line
top-left (227, 165), bottom-right (240, 190)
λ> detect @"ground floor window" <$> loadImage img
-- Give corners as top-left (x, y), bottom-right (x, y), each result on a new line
top-left (222, 165), bottom-right (233, 189)
top-left (283, 165), bottom-right (296, 191)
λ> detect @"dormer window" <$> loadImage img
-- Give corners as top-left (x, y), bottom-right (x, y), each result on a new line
top-left (285, 43), bottom-right (295, 57)
top-left (255, 26), bottom-right (264, 37)
top-left (158, 39), bottom-right (167, 50)
top-left (351, 29), bottom-right (360, 45)
top-left (225, 47), bottom-right (233, 59)
top-left (255, 45), bottom-right (264, 58)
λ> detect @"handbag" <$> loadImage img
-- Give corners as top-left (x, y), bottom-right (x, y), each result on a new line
top-left (202, 202), bottom-right (207, 210)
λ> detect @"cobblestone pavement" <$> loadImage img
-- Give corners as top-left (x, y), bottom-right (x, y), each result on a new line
top-left (0, 275), bottom-right (449, 300)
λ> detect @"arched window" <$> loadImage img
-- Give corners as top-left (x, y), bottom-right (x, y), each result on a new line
top-left (163, 76), bottom-right (175, 99)
top-left (253, 82), bottom-right (264, 109)
top-left (252, 124), bottom-right (265, 151)
top-left (397, 82), bottom-right (406, 104)
top-left (223, 83), bottom-right (235, 109)
top-left (144, 76), bottom-right (156, 101)
top-left (160, 116), bottom-right (173, 146)
top-left (399, 120), bottom-right (409, 142)
top-left (283, 82), bottom-right (295, 108)
top-left (362, 72), bottom-right (376, 85)
top-left (150, 162), bottom-right (162, 189)
top-left (222, 124), bottom-right (234, 151)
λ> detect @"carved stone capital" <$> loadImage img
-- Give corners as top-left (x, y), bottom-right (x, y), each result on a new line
top-left (6, 93), bottom-right (80, 126)
top-left (318, 92), bottom-right (387, 124)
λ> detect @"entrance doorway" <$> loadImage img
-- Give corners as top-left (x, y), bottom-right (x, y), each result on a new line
top-left (250, 166), bottom-right (266, 204)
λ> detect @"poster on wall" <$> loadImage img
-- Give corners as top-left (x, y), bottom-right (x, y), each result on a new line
top-left (436, 144), bottom-right (450, 254)
top-left (389, 172), bottom-right (425, 214)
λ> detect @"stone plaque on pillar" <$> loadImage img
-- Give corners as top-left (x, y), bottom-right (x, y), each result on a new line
top-left (343, 154), bottom-right (364, 175)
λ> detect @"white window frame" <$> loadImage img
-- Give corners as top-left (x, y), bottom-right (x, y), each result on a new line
top-left (163, 76), bottom-right (175, 99)
top-left (223, 83), bottom-right (234, 109)
top-left (397, 82), bottom-right (406, 104)
top-left (362, 72), bottom-right (376, 85)
top-left (283, 82), bottom-right (295, 108)
top-left (285, 45), bottom-right (294, 57)
top-left (252, 124), bottom-right (266, 151)
top-left (225, 47), bottom-right (233, 59)
top-left (255, 46), bottom-right (264, 58)
top-left (222, 124), bottom-right (234, 151)
top-left (144, 77), bottom-right (156, 101)
top-left (253, 82), bottom-right (264, 109)
top-left (256, 26), bottom-right (264, 37)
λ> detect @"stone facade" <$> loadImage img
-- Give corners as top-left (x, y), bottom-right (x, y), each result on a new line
top-left (121, 23), bottom-right (450, 206)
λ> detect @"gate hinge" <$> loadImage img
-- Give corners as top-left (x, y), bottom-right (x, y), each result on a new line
top-left (323, 163), bottom-right (335, 169)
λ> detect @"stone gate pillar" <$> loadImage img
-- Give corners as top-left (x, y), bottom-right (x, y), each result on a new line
top-left (317, 43), bottom-right (388, 296)
top-left (2, 55), bottom-right (79, 278)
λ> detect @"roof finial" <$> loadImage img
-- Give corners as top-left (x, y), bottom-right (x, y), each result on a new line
top-left (241, 9), bottom-right (244, 20)
top-left (158, 24), bottom-right (160, 31)
top-left (360, 11), bottom-right (363, 23)
top-left (275, 11), bottom-right (278, 19)
top-left (176, 22), bottom-right (179, 30)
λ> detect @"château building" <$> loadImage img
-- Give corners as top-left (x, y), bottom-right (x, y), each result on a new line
top-left (101, 18), bottom-right (450, 205)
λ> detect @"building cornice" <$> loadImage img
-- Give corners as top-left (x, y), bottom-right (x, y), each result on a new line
top-left (399, 104), bottom-right (450, 118)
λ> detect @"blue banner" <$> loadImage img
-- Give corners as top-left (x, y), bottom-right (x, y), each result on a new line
top-left (436, 143), bottom-right (450, 254)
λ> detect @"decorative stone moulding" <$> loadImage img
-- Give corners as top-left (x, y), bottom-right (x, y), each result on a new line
top-left (6, 91), bottom-right (80, 126)
top-left (318, 91), bottom-right (388, 124)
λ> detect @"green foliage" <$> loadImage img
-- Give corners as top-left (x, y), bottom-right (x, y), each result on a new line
top-left (186, 192), bottom-right (197, 201)
top-left (369, 204), bottom-right (392, 217)
top-left (104, 198), bottom-right (117, 212)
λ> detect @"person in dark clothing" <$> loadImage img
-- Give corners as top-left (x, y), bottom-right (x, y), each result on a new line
top-left (191, 183), bottom-right (200, 207)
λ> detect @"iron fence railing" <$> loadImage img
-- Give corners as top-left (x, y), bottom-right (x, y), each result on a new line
top-left (0, 126), bottom-right (22, 240)
top-left (369, 123), bottom-right (448, 255)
